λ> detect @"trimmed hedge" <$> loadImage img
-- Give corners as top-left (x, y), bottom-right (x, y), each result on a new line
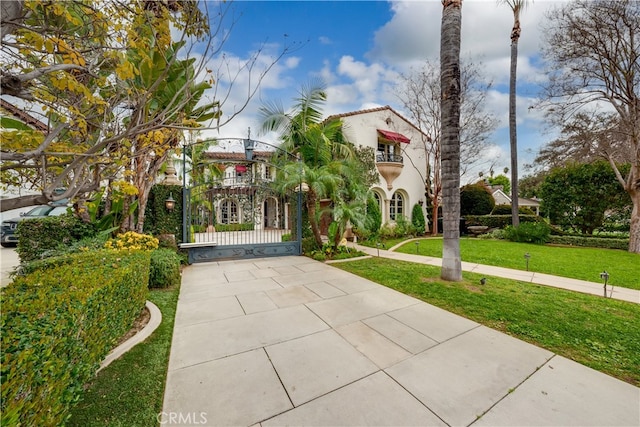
top-left (548, 235), bottom-right (629, 250)
top-left (464, 214), bottom-right (542, 229)
top-left (149, 248), bottom-right (182, 288)
top-left (1, 250), bottom-right (150, 426)
top-left (215, 223), bottom-right (255, 232)
top-left (16, 215), bottom-right (97, 262)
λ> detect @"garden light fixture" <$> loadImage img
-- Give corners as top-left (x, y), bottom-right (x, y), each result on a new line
top-left (524, 252), bottom-right (531, 271)
top-left (600, 271), bottom-right (610, 298)
top-left (165, 193), bottom-right (176, 212)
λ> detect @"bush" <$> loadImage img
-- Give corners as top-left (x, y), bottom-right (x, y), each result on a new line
top-left (1, 250), bottom-right (150, 426)
top-left (460, 183), bottom-right (495, 215)
top-left (491, 204), bottom-right (535, 215)
top-left (149, 248), bottom-right (182, 288)
top-left (16, 215), bottom-right (97, 262)
top-left (548, 235), bottom-right (629, 250)
top-left (411, 204), bottom-right (426, 235)
top-left (365, 196), bottom-right (382, 234)
top-left (464, 214), bottom-right (542, 229)
top-left (504, 222), bottom-right (551, 244)
top-left (477, 228), bottom-right (507, 240)
top-left (214, 223), bottom-right (255, 232)
top-left (104, 231), bottom-right (159, 251)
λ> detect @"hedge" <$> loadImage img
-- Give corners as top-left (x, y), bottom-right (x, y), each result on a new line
top-left (548, 235), bottom-right (629, 250)
top-left (1, 250), bottom-right (150, 426)
top-left (463, 214), bottom-right (542, 229)
top-left (214, 223), bottom-right (255, 232)
top-left (16, 215), bottom-right (97, 262)
top-left (149, 248), bottom-right (182, 288)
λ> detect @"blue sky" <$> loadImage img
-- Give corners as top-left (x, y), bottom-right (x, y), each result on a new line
top-left (199, 0), bottom-right (566, 182)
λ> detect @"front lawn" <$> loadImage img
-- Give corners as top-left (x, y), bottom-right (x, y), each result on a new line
top-left (334, 257), bottom-right (640, 386)
top-left (67, 285), bottom-right (179, 427)
top-left (394, 238), bottom-right (640, 290)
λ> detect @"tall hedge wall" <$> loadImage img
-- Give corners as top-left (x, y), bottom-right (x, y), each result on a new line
top-left (1, 250), bottom-right (150, 426)
top-left (144, 185), bottom-right (183, 243)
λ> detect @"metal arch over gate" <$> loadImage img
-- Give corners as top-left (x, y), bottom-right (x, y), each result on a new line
top-left (180, 137), bottom-right (303, 263)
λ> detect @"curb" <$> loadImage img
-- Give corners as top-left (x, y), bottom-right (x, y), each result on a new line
top-left (98, 300), bottom-right (162, 373)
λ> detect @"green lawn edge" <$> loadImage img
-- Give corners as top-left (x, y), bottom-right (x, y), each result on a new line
top-left (393, 238), bottom-right (640, 290)
top-left (67, 285), bottom-right (179, 427)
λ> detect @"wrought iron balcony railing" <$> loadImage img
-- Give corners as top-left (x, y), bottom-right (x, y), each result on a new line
top-left (376, 153), bottom-right (403, 164)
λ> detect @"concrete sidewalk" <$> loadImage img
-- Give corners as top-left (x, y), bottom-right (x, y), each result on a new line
top-left (162, 256), bottom-right (639, 427)
top-left (351, 242), bottom-right (640, 304)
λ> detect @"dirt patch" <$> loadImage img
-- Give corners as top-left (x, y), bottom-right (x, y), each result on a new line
top-left (116, 306), bottom-right (151, 347)
top-left (464, 284), bottom-right (484, 293)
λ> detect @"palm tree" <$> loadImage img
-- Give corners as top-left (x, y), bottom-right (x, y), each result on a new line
top-left (500, 0), bottom-right (529, 227)
top-left (260, 80), bottom-right (357, 248)
top-left (440, 0), bottom-right (463, 281)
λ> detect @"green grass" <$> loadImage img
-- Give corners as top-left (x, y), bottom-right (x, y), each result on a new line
top-left (67, 285), bottom-right (179, 427)
top-left (394, 238), bottom-right (640, 290)
top-left (335, 257), bottom-right (640, 386)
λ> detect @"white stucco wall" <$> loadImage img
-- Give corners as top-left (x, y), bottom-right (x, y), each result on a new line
top-left (339, 108), bottom-right (428, 225)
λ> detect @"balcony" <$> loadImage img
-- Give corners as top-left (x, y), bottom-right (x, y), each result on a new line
top-left (376, 153), bottom-right (404, 190)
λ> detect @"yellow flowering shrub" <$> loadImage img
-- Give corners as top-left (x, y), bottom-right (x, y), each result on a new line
top-left (104, 231), bottom-right (159, 251)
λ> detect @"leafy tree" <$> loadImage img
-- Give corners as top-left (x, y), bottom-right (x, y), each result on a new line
top-left (1, 0), bottom-right (289, 219)
top-left (487, 174), bottom-right (510, 195)
top-left (540, 0), bottom-right (640, 252)
top-left (365, 195), bottom-right (382, 234)
top-left (540, 161), bottom-right (631, 234)
top-left (499, 0), bottom-right (531, 227)
top-left (396, 59), bottom-right (497, 234)
top-left (440, 0), bottom-right (463, 281)
top-left (460, 183), bottom-right (495, 216)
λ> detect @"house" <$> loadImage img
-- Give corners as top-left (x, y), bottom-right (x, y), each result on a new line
top-left (489, 185), bottom-right (541, 215)
top-left (326, 105), bottom-right (429, 225)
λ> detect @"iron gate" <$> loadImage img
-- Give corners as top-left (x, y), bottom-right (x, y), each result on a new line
top-left (180, 139), bottom-right (302, 263)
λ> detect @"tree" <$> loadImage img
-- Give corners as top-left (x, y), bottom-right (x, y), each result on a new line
top-left (460, 183), bottom-right (495, 215)
top-left (411, 203), bottom-right (426, 234)
top-left (260, 80), bottom-right (359, 248)
top-left (1, 0), bottom-right (290, 217)
top-left (499, 0), bottom-right (530, 228)
top-left (487, 174), bottom-right (510, 194)
top-left (397, 59), bottom-right (497, 234)
top-left (540, 161), bottom-right (631, 234)
top-left (540, 0), bottom-right (640, 252)
top-left (440, 0), bottom-right (463, 281)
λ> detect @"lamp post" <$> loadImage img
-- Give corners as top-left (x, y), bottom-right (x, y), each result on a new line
top-left (600, 271), bottom-right (610, 298)
top-left (415, 241), bottom-right (420, 254)
top-left (524, 252), bottom-right (531, 271)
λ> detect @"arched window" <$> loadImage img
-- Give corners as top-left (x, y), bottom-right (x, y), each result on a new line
top-left (221, 199), bottom-right (238, 224)
top-left (390, 192), bottom-right (404, 221)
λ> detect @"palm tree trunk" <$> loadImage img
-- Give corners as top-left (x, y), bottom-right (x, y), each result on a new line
top-left (440, 0), bottom-right (463, 281)
top-left (509, 19), bottom-right (520, 227)
top-left (306, 189), bottom-right (324, 247)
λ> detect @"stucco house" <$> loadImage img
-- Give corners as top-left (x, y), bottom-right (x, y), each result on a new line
top-left (489, 185), bottom-right (541, 215)
top-left (326, 105), bottom-right (429, 226)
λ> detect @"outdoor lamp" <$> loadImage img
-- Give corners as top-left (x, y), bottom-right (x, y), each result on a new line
top-left (600, 271), bottom-right (610, 297)
top-left (244, 138), bottom-right (255, 161)
top-left (165, 193), bottom-right (176, 212)
top-left (524, 252), bottom-right (531, 271)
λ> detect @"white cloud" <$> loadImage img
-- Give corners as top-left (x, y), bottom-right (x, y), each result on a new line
top-left (319, 36), bottom-right (332, 45)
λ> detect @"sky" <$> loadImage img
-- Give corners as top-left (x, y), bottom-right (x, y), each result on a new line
top-left (197, 0), bottom-right (567, 183)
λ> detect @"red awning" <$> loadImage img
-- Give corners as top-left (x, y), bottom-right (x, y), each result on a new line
top-left (377, 129), bottom-right (410, 144)
top-left (235, 165), bottom-right (247, 173)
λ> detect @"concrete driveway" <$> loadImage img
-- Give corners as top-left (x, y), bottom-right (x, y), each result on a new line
top-left (0, 247), bottom-right (19, 287)
top-left (161, 256), bottom-right (639, 426)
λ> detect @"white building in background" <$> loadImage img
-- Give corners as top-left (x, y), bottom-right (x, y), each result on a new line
top-left (326, 106), bottom-right (429, 225)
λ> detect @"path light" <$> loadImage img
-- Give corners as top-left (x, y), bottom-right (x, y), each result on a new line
top-left (376, 242), bottom-right (381, 257)
top-left (415, 241), bottom-right (420, 254)
top-left (165, 193), bottom-right (176, 212)
top-left (600, 271), bottom-right (610, 298)
top-left (524, 252), bottom-right (531, 271)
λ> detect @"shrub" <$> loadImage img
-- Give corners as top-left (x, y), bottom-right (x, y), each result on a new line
top-left (548, 235), bottom-right (629, 250)
top-left (365, 196), bottom-right (382, 234)
top-left (491, 204), bottom-right (535, 215)
top-left (411, 204), bottom-right (426, 234)
top-left (214, 223), bottom-right (255, 232)
top-left (477, 228), bottom-right (507, 240)
top-left (16, 215), bottom-right (97, 262)
top-left (464, 214), bottom-right (542, 229)
top-left (149, 248), bottom-right (182, 288)
top-left (504, 222), bottom-right (551, 244)
top-left (104, 231), bottom-right (159, 251)
top-left (1, 250), bottom-right (149, 426)
top-left (460, 183), bottom-right (495, 215)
